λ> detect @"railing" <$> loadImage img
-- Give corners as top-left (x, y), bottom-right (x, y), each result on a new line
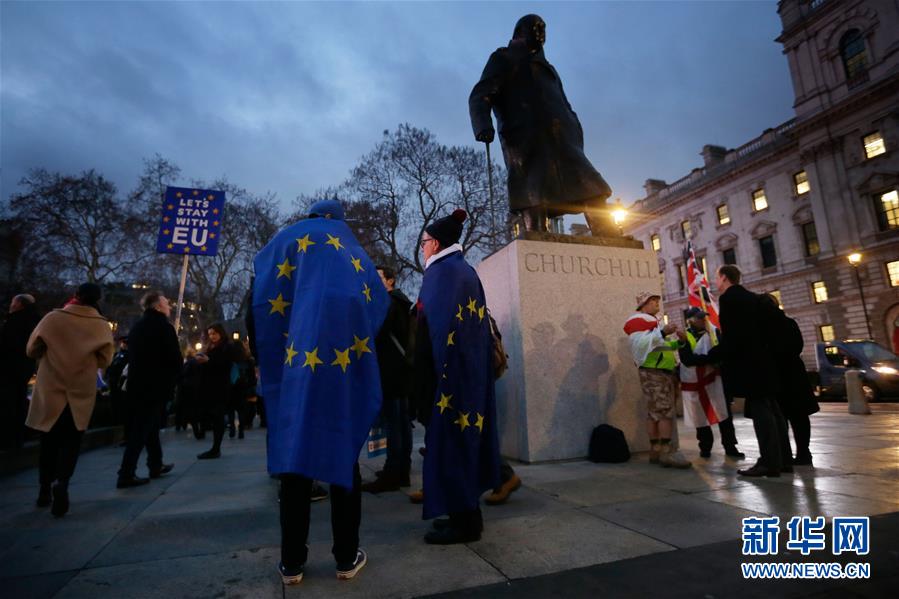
top-left (637, 118), bottom-right (797, 212)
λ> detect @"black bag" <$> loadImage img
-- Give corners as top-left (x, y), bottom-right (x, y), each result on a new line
top-left (588, 424), bottom-right (630, 463)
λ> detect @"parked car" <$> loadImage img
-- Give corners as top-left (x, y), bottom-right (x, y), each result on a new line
top-left (815, 340), bottom-right (899, 402)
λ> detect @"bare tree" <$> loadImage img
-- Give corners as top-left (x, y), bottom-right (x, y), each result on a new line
top-left (183, 178), bottom-right (280, 326)
top-left (341, 124), bottom-right (509, 287)
top-left (6, 169), bottom-right (145, 284)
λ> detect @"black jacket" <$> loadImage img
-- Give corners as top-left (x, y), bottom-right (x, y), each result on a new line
top-left (411, 303), bottom-right (435, 427)
top-left (0, 305), bottom-right (42, 384)
top-left (126, 309), bottom-right (183, 405)
top-left (771, 312), bottom-right (820, 418)
top-left (704, 285), bottom-right (780, 400)
top-left (375, 289), bottom-right (413, 400)
top-left (199, 342), bottom-right (232, 405)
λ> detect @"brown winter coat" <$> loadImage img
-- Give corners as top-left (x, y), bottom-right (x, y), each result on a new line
top-left (25, 304), bottom-right (115, 432)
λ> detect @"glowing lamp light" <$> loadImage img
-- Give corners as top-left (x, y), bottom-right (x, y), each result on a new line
top-left (611, 199), bottom-right (628, 226)
top-left (194, 342), bottom-right (203, 351)
top-left (847, 252), bottom-right (862, 266)
top-left (232, 332), bottom-right (240, 340)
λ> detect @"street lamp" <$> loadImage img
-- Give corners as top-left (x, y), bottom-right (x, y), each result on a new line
top-left (611, 198), bottom-right (628, 236)
top-left (847, 252), bottom-right (873, 339)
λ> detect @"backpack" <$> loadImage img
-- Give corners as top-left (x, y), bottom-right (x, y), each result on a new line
top-left (486, 310), bottom-right (509, 380)
top-left (588, 424), bottom-right (631, 463)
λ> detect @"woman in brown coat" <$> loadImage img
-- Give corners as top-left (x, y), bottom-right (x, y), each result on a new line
top-left (26, 283), bottom-right (115, 517)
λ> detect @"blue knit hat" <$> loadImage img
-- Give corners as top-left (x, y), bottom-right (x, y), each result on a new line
top-left (308, 199), bottom-right (344, 221)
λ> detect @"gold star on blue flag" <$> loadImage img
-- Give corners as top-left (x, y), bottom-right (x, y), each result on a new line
top-left (252, 200), bottom-right (389, 489)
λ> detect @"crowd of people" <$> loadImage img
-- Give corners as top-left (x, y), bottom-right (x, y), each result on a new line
top-left (624, 264), bottom-right (819, 478)
top-left (0, 282), bottom-right (272, 513)
top-left (2, 200), bottom-right (826, 586)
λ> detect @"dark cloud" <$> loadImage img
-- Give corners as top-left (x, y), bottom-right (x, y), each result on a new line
top-left (1, 1), bottom-right (793, 209)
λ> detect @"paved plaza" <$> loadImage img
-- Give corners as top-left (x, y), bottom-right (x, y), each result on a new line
top-left (2, 403), bottom-right (899, 598)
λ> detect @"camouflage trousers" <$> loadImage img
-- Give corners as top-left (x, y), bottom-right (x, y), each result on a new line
top-left (638, 368), bottom-right (678, 421)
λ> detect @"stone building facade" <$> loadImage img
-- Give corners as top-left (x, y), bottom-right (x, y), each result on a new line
top-left (624, 0), bottom-right (899, 368)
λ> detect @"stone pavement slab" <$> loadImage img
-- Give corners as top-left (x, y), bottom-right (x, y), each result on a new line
top-left (1, 403), bottom-right (898, 598)
top-left (466, 508), bottom-right (675, 579)
top-left (585, 494), bottom-right (763, 548)
top-left (425, 510), bottom-right (899, 599)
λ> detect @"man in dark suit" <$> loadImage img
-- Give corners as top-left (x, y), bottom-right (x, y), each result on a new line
top-left (704, 265), bottom-right (791, 477)
top-left (116, 291), bottom-right (183, 488)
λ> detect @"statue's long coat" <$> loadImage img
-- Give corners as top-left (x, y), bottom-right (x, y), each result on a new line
top-left (469, 41), bottom-right (611, 215)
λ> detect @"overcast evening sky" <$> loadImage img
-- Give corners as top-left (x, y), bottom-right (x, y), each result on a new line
top-left (1, 0), bottom-right (794, 213)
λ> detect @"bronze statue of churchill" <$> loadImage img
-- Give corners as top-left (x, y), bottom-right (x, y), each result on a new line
top-left (469, 14), bottom-right (614, 235)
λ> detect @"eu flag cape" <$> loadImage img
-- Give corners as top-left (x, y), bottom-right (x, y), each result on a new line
top-left (253, 217), bottom-right (388, 488)
top-left (420, 251), bottom-right (500, 519)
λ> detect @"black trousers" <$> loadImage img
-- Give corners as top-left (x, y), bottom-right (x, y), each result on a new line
top-left (382, 396), bottom-right (412, 477)
top-left (39, 405), bottom-right (84, 487)
top-left (118, 402), bottom-right (163, 478)
top-left (788, 413), bottom-right (811, 458)
top-left (280, 463), bottom-right (361, 568)
top-left (1, 379), bottom-right (29, 449)
top-left (449, 508), bottom-right (484, 535)
top-left (696, 399), bottom-right (738, 452)
top-left (749, 396), bottom-right (791, 470)
top-left (210, 402), bottom-right (226, 452)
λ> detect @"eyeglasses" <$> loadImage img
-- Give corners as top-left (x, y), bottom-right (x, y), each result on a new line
top-left (419, 237), bottom-right (435, 248)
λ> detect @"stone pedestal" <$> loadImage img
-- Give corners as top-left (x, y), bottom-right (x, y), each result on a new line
top-left (477, 237), bottom-right (661, 462)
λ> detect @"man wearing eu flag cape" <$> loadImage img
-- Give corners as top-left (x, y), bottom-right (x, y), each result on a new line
top-left (415, 209), bottom-right (500, 545)
top-left (252, 200), bottom-right (388, 585)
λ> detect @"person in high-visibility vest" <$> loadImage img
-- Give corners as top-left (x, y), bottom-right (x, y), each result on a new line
top-left (624, 292), bottom-right (691, 469)
top-left (678, 308), bottom-right (744, 460)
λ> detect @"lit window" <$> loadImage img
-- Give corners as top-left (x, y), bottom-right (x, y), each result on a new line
top-left (662, 314), bottom-right (669, 325)
top-left (875, 189), bottom-right (899, 230)
top-left (794, 171), bottom-right (810, 195)
top-left (759, 235), bottom-right (777, 268)
top-left (802, 221), bottom-right (820, 256)
top-left (681, 220), bottom-right (691, 240)
top-left (722, 247), bottom-right (736, 265)
top-left (769, 290), bottom-right (783, 309)
top-left (716, 204), bottom-right (730, 225)
top-left (651, 234), bottom-right (661, 252)
top-left (812, 281), bottom-right (828, 303)
top-left (819, 324), bottom-right (835, 342)
top-left (840, 29), bottom-right (868, 87)
top-left (700, 256), bottom-right (708, 275)
top-left (752, 189), bottom-right (768, 212)
top-left (863, 132), bottom-right (886, 159)
top-left (886, 261), bottom-right (899, 287)
top-left (677, 264), bottom-right (686, 292)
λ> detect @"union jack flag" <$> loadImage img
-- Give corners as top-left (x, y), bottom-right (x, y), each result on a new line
top-left (684, 240), bottom-right (720, 329)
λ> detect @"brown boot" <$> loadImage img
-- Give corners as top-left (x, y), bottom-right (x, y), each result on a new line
top-left (484, 474), bottom-right (522, 505)
top-left (408, 489), bottom-right (424, 504)
top-left (659, 443), bottom-right (692, 469)
top-left (649, 440), bottom-right (661, 464)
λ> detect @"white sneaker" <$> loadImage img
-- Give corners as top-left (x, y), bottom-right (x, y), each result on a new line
top-left (336, 549), bottom-right (367, 580)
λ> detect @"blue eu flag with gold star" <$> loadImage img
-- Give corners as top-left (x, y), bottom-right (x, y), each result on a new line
top-left (419, 251), bottom-right (500, 519)
top-left (252, 203), bottom-right (388, 488)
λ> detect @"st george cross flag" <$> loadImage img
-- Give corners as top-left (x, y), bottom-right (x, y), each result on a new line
top-left (680, 332), bottom-right (729, 428)
top-left (684, 241), bottom-right (720, 329)
top-left (252, 203), bottom-right (389, 488)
